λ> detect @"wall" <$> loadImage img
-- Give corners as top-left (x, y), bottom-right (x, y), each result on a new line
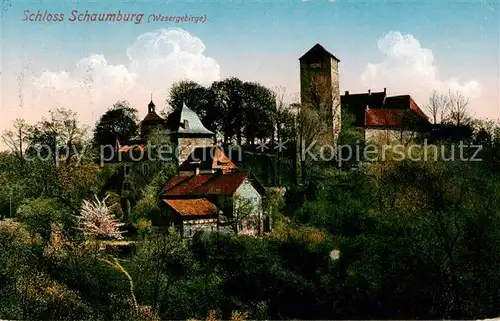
top-left (331, 58), bottom-right (341, 144)
top-left (233, 179), bottom-right (263, 236)
top-left (177, 136), bottom-right (214, 165)
top-left (182, 218), bottom-right (217, 238)
top-left (299, 56), bottom-right (341, 146)
top-left (365, 128), bottom-right (419, 144)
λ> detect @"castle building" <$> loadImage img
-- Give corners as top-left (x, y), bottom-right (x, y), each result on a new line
top-left (299, 43), bottom-right (429, 144)
top-left (341, 89), bottom-right (430, 143)
top-left (165, 103), bottom-right (215, 165)
top-left (115, 100), bottom-right (215, 166)
top-left (110, 99), bottom-right (268, 237)
top-left (140, 100), bottom-right (165, 138)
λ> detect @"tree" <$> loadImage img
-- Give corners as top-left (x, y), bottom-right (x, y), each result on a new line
top-left (75, 195), bottom-right (124, 240)
top-left (300, 74), bottom-right (341, 144)
top-left (27, 108), bottom-right (87, 165)
top-left (241, 82), bottom-right (275, 145)
top-left (447, 90), bottom-right (472, 127)
top-left (131, 227), bottom-right (196, 315)
top-left (166, 78), bottom-right (278, 147)
top-left (218, 195), bottom-right (260, 235)
top-left (425, 90), bottom-right (450, 124)
top-left (210, 77), bottom-right (246, 145)
top-left (94, 101), bottom-right (139, 147)
top-left (296, 75), bottom-right (341, 182)
top-left (272, 87), bottom-right (297, 185)
top-left (1, 119), bottom-right (30, 164)
top-left (166, 81), bottom-right (217, 132)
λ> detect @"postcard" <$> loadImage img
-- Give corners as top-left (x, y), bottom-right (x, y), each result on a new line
top-left (1, 1), bottom-right (499, 320)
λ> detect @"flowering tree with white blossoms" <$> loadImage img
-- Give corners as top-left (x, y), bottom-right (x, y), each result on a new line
top-left (76, 195), bottom-right (124, 240)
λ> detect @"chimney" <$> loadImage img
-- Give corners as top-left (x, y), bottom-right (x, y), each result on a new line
top-left (345, 90), bottom-right (349, 96)
top-left (368, 89), bottom-right (371, 95)
top-left (384, 87), bottom-right (387, 94)
top-left (183, 119), bottom-right (189, 129)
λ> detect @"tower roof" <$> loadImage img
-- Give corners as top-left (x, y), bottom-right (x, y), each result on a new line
top-left (299, 43), bottom-right (340, 62)
top-left (176, 102), bottom-right (214, 135)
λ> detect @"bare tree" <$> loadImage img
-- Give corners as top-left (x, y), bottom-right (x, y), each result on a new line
top-left (31, 108), bottom-right (88, 164)
top-left (301, 75), bottom-right (341, 141)
top-left (447, 90), bottom-right (472, 126)
top-left (425, 90), bottom-right (450, 124)
top-left (296, 75), bottom-right (340, 181)
top-left (1, 119), bottom-right (30, 164)
top-left (219, 195), bottom-right (260, 236)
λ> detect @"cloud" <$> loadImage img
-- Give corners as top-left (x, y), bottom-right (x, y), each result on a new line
top-left (361, 31), bottom-right (482, 103)
top-left (126, 28), bottom-right (220, 89)
top-left (6, 28), bottom-right (220, 135)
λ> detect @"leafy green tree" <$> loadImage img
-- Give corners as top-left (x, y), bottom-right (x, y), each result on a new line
top-left (93, 101), bottom-right (139, 147)
top-left (131, 228), bottom-right (197, 317)
top-left (241, 82), bottom-right (275, 145)
top-left (16, 198), bottom-right (72, 244)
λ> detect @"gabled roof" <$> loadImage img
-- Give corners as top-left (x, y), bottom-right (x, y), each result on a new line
top-left (176, 103), bottom-right (214, 135)
top-left (163, 174), bottom-right (214, 196)
top-left (163, 170), bottom-right (264, 198)
top-left (191, 171), bottom-right (250, 196)
top-left (299, 43), bottom-right (340, 62)
top-left (341, 90), bottom-right (429, 128)
top-left (179, 146), bottom-right (238, 172)
top-left (164, 198), bottom-right (218, 217)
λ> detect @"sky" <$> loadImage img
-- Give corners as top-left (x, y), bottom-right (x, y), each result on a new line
top-left (1, 0), bottom-right (499, 147)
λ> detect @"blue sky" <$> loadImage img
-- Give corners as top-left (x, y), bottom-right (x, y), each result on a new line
top-left (1, 0), bottom-right (499, 135)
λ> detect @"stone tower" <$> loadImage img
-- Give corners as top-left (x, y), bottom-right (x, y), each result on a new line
top-left (169, 103), bottom-right (215, 165)
top-left (299, 43), bottom-right (341, 145)
top-left (141, 99), bottom-right (165, 138)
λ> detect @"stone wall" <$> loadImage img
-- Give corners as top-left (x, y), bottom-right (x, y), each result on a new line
top-left (365, 128), bottom-right (419, 144)
top-left (177, 136), bottom-right (214, 165)
top-left (299, 56), bottom-right (341, 146)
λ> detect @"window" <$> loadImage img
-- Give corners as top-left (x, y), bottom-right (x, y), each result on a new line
top-left (124, 165), bottom-right (131, 176)
top-left (142, 163), bottom-right (149, 174)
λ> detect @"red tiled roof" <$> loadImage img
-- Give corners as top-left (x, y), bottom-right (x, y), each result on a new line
top-left (163, 171), bottom-right (251, 197)
top-left (342, 91), bottom-right (429, 128)
top-left (163, 174), bottom-right (214, 196)
top-left (163, 175), bottom-right (192, 191)
top-left (409, 96), bottom-right (428, 120)
top-left (364, 109), bottom-right (407, 127)
top-left (163, 198), bottom-right (218, 217)
top-left (179, 146), bottom-right (238, 172)
top-left (192, 171), bottom-right (249, 196)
